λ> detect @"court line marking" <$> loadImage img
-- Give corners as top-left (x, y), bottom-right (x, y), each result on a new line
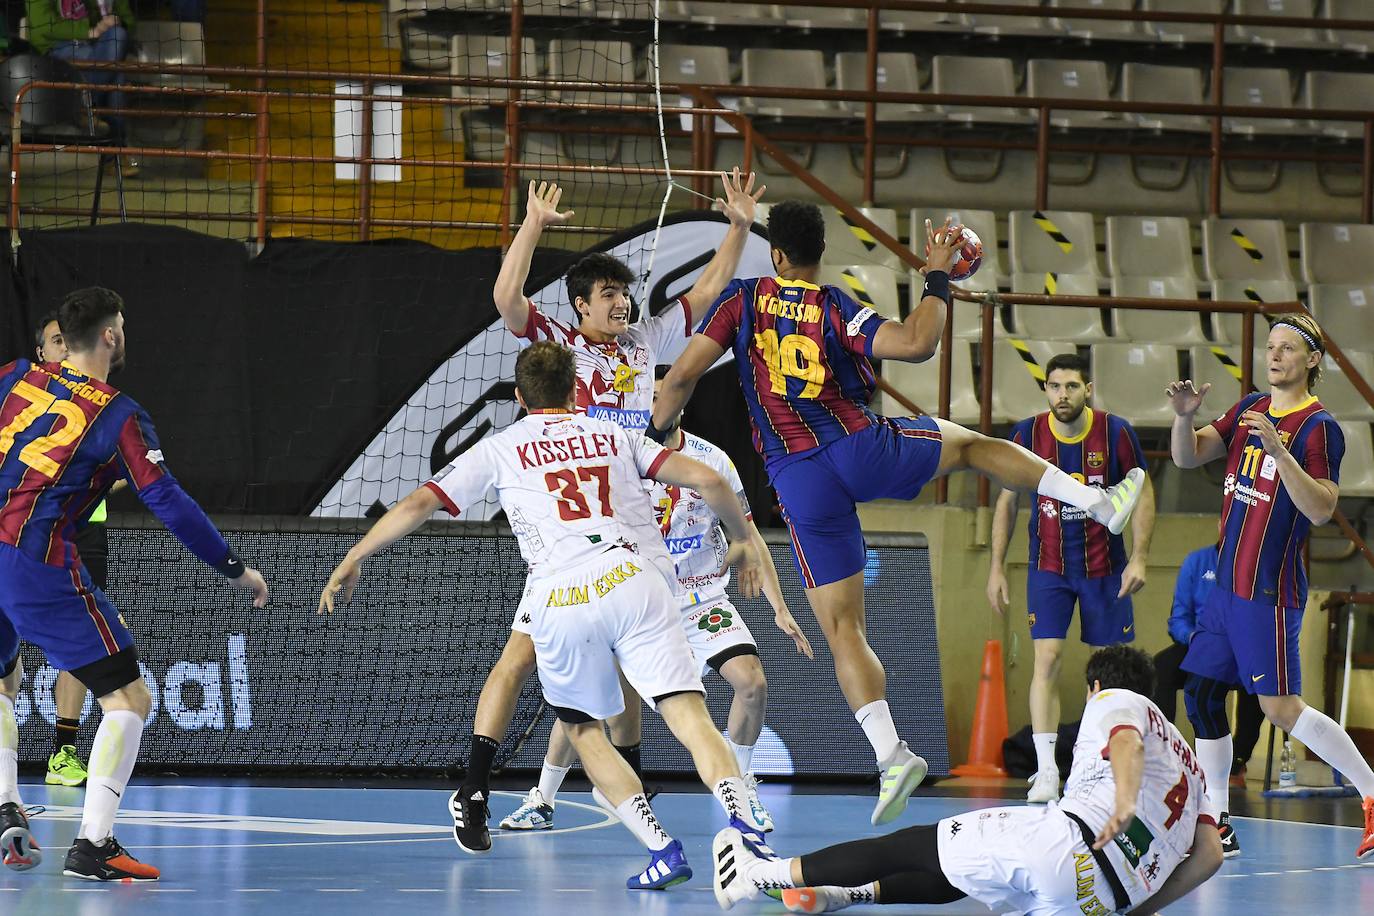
top-left (1231, 814), bottom-right (1361, 832)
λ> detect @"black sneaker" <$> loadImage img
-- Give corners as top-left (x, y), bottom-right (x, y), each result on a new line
top-left (449, 788), bottom-right (491, 855)
top-left (0, 802), bottom-right (41, 872)
top-left (1218, 813), bottom-right (1241, 859)
top-left (63, 836), bottom-right (159, 881)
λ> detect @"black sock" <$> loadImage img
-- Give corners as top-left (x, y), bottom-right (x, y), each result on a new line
top-left (615, 742), bottom-right (644, 781)
top-left (462, 735), bottom-right (500, 796)
top-left (53, 717), bottom-right (80, 755)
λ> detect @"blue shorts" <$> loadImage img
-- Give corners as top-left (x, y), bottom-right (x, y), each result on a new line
top-left (770, 416), bottom-right (942, 588)
top-left (1182, 588), bottom-right (1301, 697)
top-left (0, 543), bottom-right (134, 675)
top-left (1026, 568), bottom-right (1135, 645)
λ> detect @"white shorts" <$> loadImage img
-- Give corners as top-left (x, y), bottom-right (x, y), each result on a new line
top-left (681, 595), bottom-right (757, 675)
top-left (936, 805), bottom-right (1121, 916)
top-left (521, 547), bottom-right (704, 722)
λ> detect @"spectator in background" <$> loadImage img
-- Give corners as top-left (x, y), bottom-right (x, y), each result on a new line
top-left (25, 0), bottom-right (136, 154)
top-left (1154, 533), bottom-right (1263, 788)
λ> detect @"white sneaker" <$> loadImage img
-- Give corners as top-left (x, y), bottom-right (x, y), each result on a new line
top-left (713, 827), bottom-right (766, 910)
top-left (590, 786), bottom-right (621, 823)
top-left (1098, 467), bottom-right (1146, 536)
top-left (499, 787), bottom-right (554, 830)
top-left (871, 742), bottom-right (928, 826)
top-left (744, 773), bottom-right (774, 833)
top-left (1027, 769), bottom-right (1060, 804)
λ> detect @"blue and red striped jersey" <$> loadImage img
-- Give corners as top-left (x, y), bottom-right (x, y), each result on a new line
top-left (1011, 408), bottom-right (1145, 578)
top-left (1211, 393), bottom-right (1343, 608)
top-left (0, 359), bottom-right (230, 572)
top-left (697, 276), bottom-right (887, 465)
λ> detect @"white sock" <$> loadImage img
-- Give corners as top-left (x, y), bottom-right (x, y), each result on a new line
top-left (749, 855), bottom-right (797, 889)
top-left (856, 700), bottom-right (902, 764)
top-left (78, 709), bottom-right (144, 843)
top-left (614, 792), bottom-right (674, 851)
top-left (713, 776), bottom-right (751, 823)
top-left (1196, 736), bottom-right (1233, 815)
top-left (1038, 466), bottom-right (1110, 521)
top-left (1290, 706), bottom-right (1374, 799)
top-left (727, 738), bottom-right (756, 776)
top-left (1032, 733), bottom-right (1058, 776)
top-left (0, 695), bottom-right (20, 808)
top-left (537, 760), bottom-right (572, 804)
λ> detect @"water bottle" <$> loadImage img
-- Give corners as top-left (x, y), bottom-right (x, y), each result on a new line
top-left (1279, 740), bottom-right (1298, 788)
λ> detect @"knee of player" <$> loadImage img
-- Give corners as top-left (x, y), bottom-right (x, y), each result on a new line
top-left (1258, 694), bottom-right (1302, 732)
top-left (727, 658), bottom-right (768, 707)
top-left (1032, 643), bottom-right (1063, 677)
top-left (103, 676), bottom-right (153, 719)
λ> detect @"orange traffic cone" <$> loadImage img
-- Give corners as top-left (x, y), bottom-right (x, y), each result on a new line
top-left (950, 639), bottom-right (1009, 777)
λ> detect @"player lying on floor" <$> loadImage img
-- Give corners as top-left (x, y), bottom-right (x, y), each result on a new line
top-left (713, 646), bottom-right (1223, 915)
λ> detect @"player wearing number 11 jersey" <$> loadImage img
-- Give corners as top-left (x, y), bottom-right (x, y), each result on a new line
top-left (652, 202), bottom-right (1148, 827)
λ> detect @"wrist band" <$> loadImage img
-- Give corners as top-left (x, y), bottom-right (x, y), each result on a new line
top-left (645, 421), bottom-right (669, 444)
top-left (214, 548), bottom-right (246, 579)
top-left (922, 270), bottom-right (951, 305)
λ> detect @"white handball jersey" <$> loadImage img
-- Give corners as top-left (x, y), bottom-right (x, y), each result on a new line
top-left (425, 412), bottom-right (677, 582)
top-left (647, 432), bottom-right (751, 605)
top-left (517, 297), bottom-right (692, 433)
top-left (1059, 688), bottom-right (1220, 906)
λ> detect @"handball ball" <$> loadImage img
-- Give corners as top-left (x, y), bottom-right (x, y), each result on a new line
top-left (927, 227), bottom-right (983, 282)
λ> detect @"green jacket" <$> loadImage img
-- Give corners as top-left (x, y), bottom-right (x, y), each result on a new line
top-left (25, 0), bottom-right (137, 55)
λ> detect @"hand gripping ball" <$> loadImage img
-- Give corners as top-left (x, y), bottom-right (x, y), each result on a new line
top-left (927, 226), bottom-right (983, 282)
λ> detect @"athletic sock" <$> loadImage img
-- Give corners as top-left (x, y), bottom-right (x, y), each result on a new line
top-left (1196, 736), bottom-right (1233, 815)
top-left (614, 792), bottom-right (674, 851)
top-left (1032, 733), bottom-right (1058, 776)
top-left (615, 742), bottom-right (644, 782)
top-left (0, 695), bottom-right (20, 807)
top-left (727, 738), bottom-right (756, 776)
top-left (1290, 706), bottom-right (1374, 799)
top-left (1038, 466), bottom-right (1110, 520)
top-left (462, 735), bottom-right (500, 796)
top-left (54, 717), bottom-right (80, 755)
top-left (748, 855), bottom-right (797, 889)
top-left (855, 700), bottom-right (902, 764)
top-left (537, 759), bottom-right (572, 804)
top-left (713, 776), bottom-right (751, 823)
top-left (78, 709), bottom-right (143, 843)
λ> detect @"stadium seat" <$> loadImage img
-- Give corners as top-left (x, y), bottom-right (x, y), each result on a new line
top-left (911, 207), bottom-right (1005, 289)
top-left (1120, 63), bottom-right (1210, 134)
top-left (824, 206), bottom-right (904, 271)
top-left (1089, 343), bottom-right (1180, 426)
top-left (1202, 217), bottom-right (1292, 281)
top-left (1326, 0), bottom-right (1374, 54)
top-left (879, 7), bottom-right (969, 32)
top-left (835, 52), bottom-right (937, 123)
top-left (657, 44), bottom-right (732, 87)
top-left (932, 56), bottom-right (1035, 126)
top-left (450, 35), bottom-right (539, 103)
top-left (1025, 59), bottom-right (1130, 131)
top-left (548, 39), bottom-right (642, 107)
top-left (878, 341), bottom-right (980, 424)
top-left (740, 49), bottom-right (836, 119)
top-left (1309, 285), bottom-right (1374, 357)
top-left (1300, 222), bottom-right (1374, 284)
top-left (1302, 72), bottom-right (1374, 142)
top-left (961, 0), bottom-right (1057, 37)
top-left (1317, 352), bottom-right (1374, 421)
top-left (1335, 422), bottom-right (1374, 497)
top-left (991, 338), bottom-right (1077, 424)
top-left (1010, 272), bottom-right (1111, 342)
top-left (1230, 0), bottom-right (1332, 50)
top-left (668, 2), bottom-right (775, 26)
top-left (773, 4), bottom-right (864, 28)
top-left (588, 0), bottom-right (656, 20)
top-left (1210, 279), bottom-right (1297, 347)
top-left (1048, 0), bottom-right (1150, 41)
top-left (1109, 276), bottom-right (1208, 345)
top-left (1009, 209), bottom-right (1100, 277)
top-left (1140, 0), bottom-right (1227, 43)
top-left (1223, 68), bottom-right (1299, 137)
top-left (820, 264), bottom-right (902, 319)
top-left (1188, 345), bottom-right (1253, 403)
top-left (1106, 216), bottom-right (1197, 279)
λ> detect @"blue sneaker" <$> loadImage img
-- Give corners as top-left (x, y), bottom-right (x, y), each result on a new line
top-left (729, 815), bottom-right (779, 860)
top-left (627, 838), bottom-right (692, 890)
top-left (499, 788), bottom-right (554, 830)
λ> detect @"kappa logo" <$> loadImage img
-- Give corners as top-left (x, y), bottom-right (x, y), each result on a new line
top-left (1145, 853), bottom-right (1161, 882)
top-left (948, 819), bottom-right (962, 837)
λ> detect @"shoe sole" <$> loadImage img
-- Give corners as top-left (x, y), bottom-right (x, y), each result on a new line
top-left (628, 866), bottom-right (693, 890)
top-left (62, 868), bottom-right (158, 882)
top-left (498, 818), bottom-right (553, 831)
top-left (871, 756), bottom-right (929, 826)
top-left (713, 828), bottom-right (747, 910)
top-left (45, 773), bottom-right (86, 788)
top-left (1222, 847), bottom-right (1241, 859)
top-left (2, 825), bottom-right (41, 872)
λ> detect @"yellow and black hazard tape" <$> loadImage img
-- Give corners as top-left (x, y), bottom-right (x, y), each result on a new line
top-left (1043, 271), bottom-right (1058, 295)
top-left (1229, 227), bottom-right (1264, 261)
top-left (841, 269), bottom-right (877, 310)
top-left (1032, 211), bottom-right (1073, 253)
top-left (842, 213), bottom-right (879, 252)
top-left (1210, 346), bottom-right (1243, 382)
top-left (1009, 337), bottom-right (1047, 389)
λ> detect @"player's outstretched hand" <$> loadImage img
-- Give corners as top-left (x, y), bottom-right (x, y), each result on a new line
top-left (318, 559), bottom-right (361, 615)
top-left (1240, 410), bottom-right (1285, 454)
top-left (1117, 557), bottom-right (1147, 599)
top-left (1094, 799), bottom-right (1137, 850)
top-left (715, 166), bottom-right (765, 228)
top-left (721, 541), bottom-right (763, 599)
top-left (773, 607), bottom-right (814, 659)
top-left (524, 180), bottom-right (575, 229)
top-left (986, 568), bottom-right (1010, 615)
top-left (922, 218), bottom-right (965, 276)
top-left (232, 567), bottom-right (269, 609)
top-left (1165, 379), bottom-right (1210, 417)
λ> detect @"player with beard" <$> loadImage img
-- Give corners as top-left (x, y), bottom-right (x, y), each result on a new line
top-left (987, 353), bottom-right (1154, 805)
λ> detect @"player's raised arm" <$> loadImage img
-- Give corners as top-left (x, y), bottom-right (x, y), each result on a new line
top-left (649, 334), bottom-right (727, 443)
top-left (678, 168), bottom-right (765, 328)
top-left (870, 219), bottom-right (963, 363)
top-left (649, 452), bottom-right (762, 597)
top-left (493, 181), bottom-right (576, 335)
top-left (1166, 380), bottom-right (1226, 468)
top-left (318, 485), bottom-right (444, 614)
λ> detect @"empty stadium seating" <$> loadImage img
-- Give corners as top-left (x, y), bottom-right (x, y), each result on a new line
top-left (991, 338), bottom-right (1076, 423)
top-left (1090, 343), bottom-right (1181, 427)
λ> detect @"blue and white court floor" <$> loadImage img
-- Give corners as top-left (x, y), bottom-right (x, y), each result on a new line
top-left (2, 779), bottom-right (1371, 914)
